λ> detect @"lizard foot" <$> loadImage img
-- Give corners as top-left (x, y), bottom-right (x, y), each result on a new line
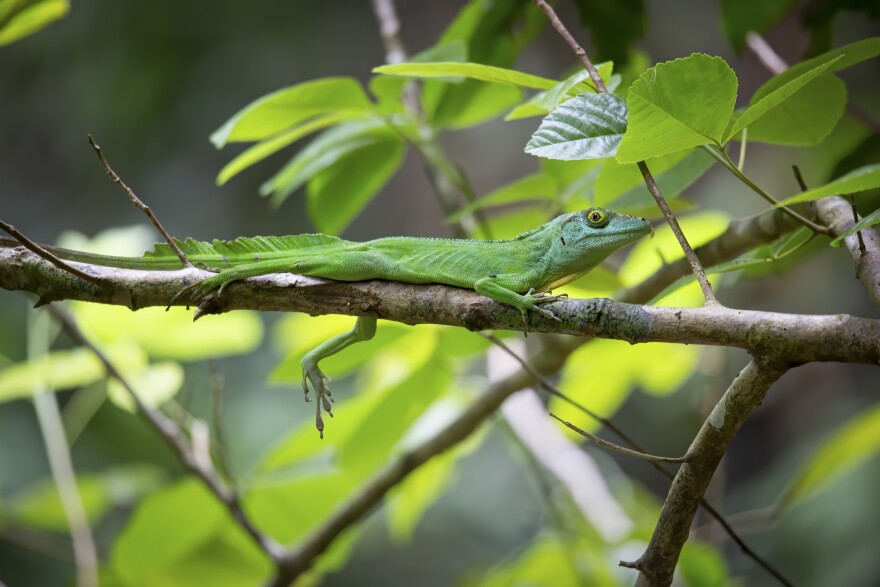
top-left (520, 289), bottom-right (567, 323)
top-left (301, 360), bottom-right (334, 439)
top-left (168, 275), bottom-right (226, 309)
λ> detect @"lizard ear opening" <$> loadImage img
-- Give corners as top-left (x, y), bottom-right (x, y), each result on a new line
top-left (560, 236), bottom-right (566, 247)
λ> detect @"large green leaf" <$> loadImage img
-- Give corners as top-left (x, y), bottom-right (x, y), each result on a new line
top-left (616, 54), bottom-right (738, 163)
top-left (373, 61), bottom-right (557, 90)
top-left (306, 133), bottom-right (405, 234)
top-left (777, 164), bottom-right (880, 206)
top-left (216, 112), bottom-right (364, 186)
top-left (210, 78), bottom-right (373, 147)
top-left (781, 402), bottom-right (880, 508)
top-left (746, 74), bottom-right (846, 146)
top-left (724, 56), bottom-right (843, 143)
top-left (830, 208), bottom-right (880, 247)
top-left (259, 118), bottom-right (393, 205)
top-left (525, 93), bottom-right (628, 161)
top-left (429, 82), bottom-right (522, 128)
top-left (0, 0), bottom-right (68, 46)
top-left (757, 37), bottom-right (880, 96)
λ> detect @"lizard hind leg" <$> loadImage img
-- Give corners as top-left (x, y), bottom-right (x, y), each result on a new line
top-left (300, 316), bottom-right (377, 438)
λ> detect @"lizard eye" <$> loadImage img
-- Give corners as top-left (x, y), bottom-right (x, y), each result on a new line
top-left (586, 209), bottom-right (608, 227)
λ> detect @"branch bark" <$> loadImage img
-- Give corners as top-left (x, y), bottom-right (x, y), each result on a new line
top-left (629, 360), bottom-right (788, 586)
top-left (815, 196), bottom-right (880, 311)
top-left (2, 248), bottom-right (878, 365)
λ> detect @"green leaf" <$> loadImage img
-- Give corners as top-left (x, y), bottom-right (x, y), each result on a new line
top-left (429, 82), bottom-right (522, 128)
top-left (259, 118), bottom-right (393, 205)
top-left (0, 345), bottom-right (146, 403)
top-left (777, 164), bottom-right (880, 206)
top-left (760, 37), bottom-right (880, 95)
top-left (216, 112), bottom-right (363, 186)
top-left (373, 61), bottom-right (557, 90)
top-left (831, 208), bottom-right (880, 247)
top-left (724, 56), bottom-right (844, 143)
top-left (746, 74), bottom-right (846, 146)
top-left (12, 465), bottom-right (165, 531)
top-left (719, 0), bottom-right (796, 53)
top-left (307, 133), bottom-right (405, 234)
top-left (474, 535), bottom-right (584, 587)
top-left (678, 540), bottom-right (729, 587)
top-left (447, 173), bottom-right (557, 222)
top-left (781, 402), bottom-right (880, 508)
top-left (525, 93), bottom-right (628, 161)
top-left (72, 303), bottom-right (263, 361)
top-left (616, 54), bottom-right (738, 163)
top-left (112, 480), bottom-right (228, 583)
top-left (0, 0), bottom-right (68, 47)
top-left (210, 77), bottom-right (373, 148)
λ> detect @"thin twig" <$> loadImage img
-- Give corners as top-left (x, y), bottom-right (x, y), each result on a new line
top-left (637, 161), bottom-right (718, 303)
top-left (533, 0), bottom-right (717, 305)
top-left (532, 0), bottom-right (606, 92)
top-left (46, 304), bottom-right (285, 564)
top-left (0, 219), bottom-right (104, 285)
top-left (549, 414), bottom-right (690, 464)
top-left (849, 195), bottom-right (867, 254)
top-left (87, 135), bottom-right (191, 268)
top-left (481, 333), bottom-right (794, 585)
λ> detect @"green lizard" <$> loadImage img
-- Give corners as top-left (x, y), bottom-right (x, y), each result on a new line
top-left (1, 208), bottom-right (651, 436)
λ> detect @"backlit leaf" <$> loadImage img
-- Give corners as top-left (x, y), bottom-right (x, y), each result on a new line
top-left (210, 77), bottom-right (373, 147)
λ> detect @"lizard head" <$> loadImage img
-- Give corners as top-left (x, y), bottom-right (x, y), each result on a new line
top-left (547, 208), bottom-right (653, 277)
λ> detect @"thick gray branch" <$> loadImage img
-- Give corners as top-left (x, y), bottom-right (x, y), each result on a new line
top-left (631, 360), bottom-right (788, 586)
top-left (815, 196), bottom-right (880, 311)
top-left (1, 247), bottom-right (878, 365)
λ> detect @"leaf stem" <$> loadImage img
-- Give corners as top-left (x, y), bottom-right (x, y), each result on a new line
top-left (703, 145), bottom-right (829, 235)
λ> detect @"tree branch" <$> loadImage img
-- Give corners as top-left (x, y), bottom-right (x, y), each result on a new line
top-left (629, 360), bottom-right (789, 586)
top-left (2, 249), bottom-right (877, 364)
top-left (814, 196), bottom-right (880, 311)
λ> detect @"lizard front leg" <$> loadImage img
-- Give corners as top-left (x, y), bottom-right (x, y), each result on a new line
top-left (474, 277), bottom-right (566, 323)
top-left (301, 316), bottom-right (377, 438)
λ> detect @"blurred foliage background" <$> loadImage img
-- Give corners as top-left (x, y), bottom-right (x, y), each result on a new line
top-left (0, 1), bottom-right (879, 586)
